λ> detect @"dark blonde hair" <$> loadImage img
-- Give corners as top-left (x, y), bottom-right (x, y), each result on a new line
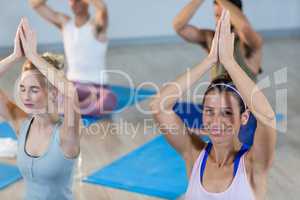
top-left (202, 74), bottom-right (247, 114)
top-left (21, 52), bottom-right (64, 89)
top-left (22, 52), bottom-right (64, 72)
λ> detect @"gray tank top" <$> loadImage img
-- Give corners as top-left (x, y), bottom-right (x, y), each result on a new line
top-left (17, 117), bottom-right (77, 200)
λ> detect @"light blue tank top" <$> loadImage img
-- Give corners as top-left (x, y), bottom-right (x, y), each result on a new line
top-left (17, 117), bottom-right (77, 200)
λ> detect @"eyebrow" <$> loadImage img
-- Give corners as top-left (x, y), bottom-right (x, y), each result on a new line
top-left (19, 85), bottom-right (41, 90)
top-left (204, 106), bottom-right (233, 110)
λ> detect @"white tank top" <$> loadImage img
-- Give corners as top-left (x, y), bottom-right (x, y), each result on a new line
top-left (185, 148), bottom-right (255, 200)
top-left (62, 19), bottom-right (108, 84)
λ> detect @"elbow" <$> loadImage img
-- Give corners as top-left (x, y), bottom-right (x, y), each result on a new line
top-left (241, 23), bottom-right (252, 37)
top-left (242, 24), bottom-right (263, 49)
top-left (173, 20), bottom-right (184, 34)
top-left (264, 109), bottom-right (276, 123)
top-left (149, 97), bottom-right (161, 116)
top-left (149, 96), bottom-right (167, 122)
top-left (256, 35), bottom-right (264, 49)
top-left (259, 110), bottom-right (277, 127)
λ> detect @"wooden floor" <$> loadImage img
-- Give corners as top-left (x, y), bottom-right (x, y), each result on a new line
top-left (0, 37), bottom-right (300, 199)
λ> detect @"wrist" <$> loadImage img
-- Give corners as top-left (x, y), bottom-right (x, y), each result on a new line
top-left (29, 0), bottom-right (46, 8)
top-left (222, 58), bottom-right (236, 69)
top-left (192, 0), bottom-right (203, 6)
top-left (9, 53), bottom-right (18, 61)
top-left (26, 51), bottom-right (39, 63)
top-left (205, 56), bottom-right (217, 66)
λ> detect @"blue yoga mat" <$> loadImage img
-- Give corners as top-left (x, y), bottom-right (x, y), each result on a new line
top-left (83, 136), bottom-right (188, 199)
top-left (0, 163), bottom-right (22, 190)
top-left (0, 122), bottom-right (17, 140)
top-left (81, 85), bottom-right (156, 127)
top-left (0, 124), bottom-right (21, 190)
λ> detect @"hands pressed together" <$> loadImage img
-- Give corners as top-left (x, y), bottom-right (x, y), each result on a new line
top-left (12, 18), bottom-right (38, 61)
top-left (207, 10), bottom-right (235, 66)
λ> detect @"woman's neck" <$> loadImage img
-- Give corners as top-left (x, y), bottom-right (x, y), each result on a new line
top-left (33, 114), bottom-right (55, 128)
top-left (210, 143), bottom-right (238, 168)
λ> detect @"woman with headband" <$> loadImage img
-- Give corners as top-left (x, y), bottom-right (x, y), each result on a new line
top-left (0, 18), bottom-right (79, 200)
top-left (150, 10), bottom-right (276, 200)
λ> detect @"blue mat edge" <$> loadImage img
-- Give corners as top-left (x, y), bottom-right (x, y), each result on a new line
top-left (81, 86), bottom-right (156, 127)
top-left (82, 178), bottom-right (178, 200)
top-left (0, 122), bottom-right (17, 140)
top-left (0, 163), bottom-right (23, 190)
top-left (83, 135), bottom-right (181, 199)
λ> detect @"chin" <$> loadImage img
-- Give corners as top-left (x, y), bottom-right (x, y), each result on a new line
top-left (210, 134), bottom-right (233, 145)
top-left (26, 108), bottom-right (47, 115)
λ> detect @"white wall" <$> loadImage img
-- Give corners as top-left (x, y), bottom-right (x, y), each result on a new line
top-left (0, 0), bottom-right (299, 47)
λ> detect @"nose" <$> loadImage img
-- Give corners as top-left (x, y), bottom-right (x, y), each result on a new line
top-left (23, 91), bottom-right (31, 102)
top-left (210, 114), bottom-right (223, 129)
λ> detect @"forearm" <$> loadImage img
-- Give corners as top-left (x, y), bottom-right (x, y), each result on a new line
top-left (90, 0), bottom-right (106, 11)
top-left (29, 0), bottom-right (47, 8)
top-left (173, 0), bottom-right (204, 30)
top-left (0, 54), bottom-right (18, 77)
top-left (216, 0), bottom-right (249, 31)
top-left (29, 53), bottom-right (76, 98)
top-left (224, 60), bottom-right (275, 123)
top-left (151, 58), bottom-right (213, 111)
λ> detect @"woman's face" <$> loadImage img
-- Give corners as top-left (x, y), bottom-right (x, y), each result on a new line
top-left (202, 90), bottom-right (247, 145)
top-left (19, 70), bottom-right (48, 114)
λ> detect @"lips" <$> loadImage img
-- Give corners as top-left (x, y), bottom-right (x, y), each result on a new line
top-left (211, 128), bottom-right (222, 136)
top-left (24, 103), bottom-right (34, 108)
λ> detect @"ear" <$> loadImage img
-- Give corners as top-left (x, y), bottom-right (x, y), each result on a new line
top-left (240, 109), bottom-right (250, 126)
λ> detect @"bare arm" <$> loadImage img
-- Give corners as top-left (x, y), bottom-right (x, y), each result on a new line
top-left (0, 55), bottom-right (19, 77)
top-left (216, 0), bottom-right (263, 50)
top-left (20, 19), bottom-right (81, 155)
top-left (150, 59), bottom-right (212, 156)
top-left (0, 23), bottom-right (28, 134)
top-left (173, 0), bottom-right (214, 47)
top-left (150, 21), bottom-right (221, 160)
top-left (29, 0), bottom-right (70, 29)
top-left (0, 55), bottom-right (22, 121)
top-left (219, 11), bottom-right (276, 172)
top-left (88, 0), bottom-right (108, 34)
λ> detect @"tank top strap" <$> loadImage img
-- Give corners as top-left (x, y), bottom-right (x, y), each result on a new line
top-left (200, 143), bottom-right (213, 183)
top-left (200, 143), bottom-right (249, 182)
top-left (19, 117), bottom-right (34, 138)
top-left (233, 144), bottom-right (249, 176)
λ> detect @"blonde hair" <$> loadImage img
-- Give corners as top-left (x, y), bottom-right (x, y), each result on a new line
top-left (19, 52), bottom-right (64, 120)
top-left (22, 52), bottom-right (64, 72)
top-left (21, 52), bottom-right (64, 89)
